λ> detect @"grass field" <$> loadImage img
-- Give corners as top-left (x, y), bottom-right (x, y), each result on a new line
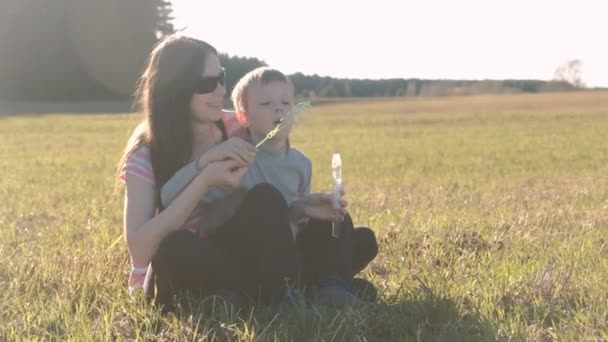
top-left (1, 91), bottom-right (607, 341)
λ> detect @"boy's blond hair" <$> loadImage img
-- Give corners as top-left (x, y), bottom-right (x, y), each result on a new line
top-left (231, 67), bottom-right (294, 118)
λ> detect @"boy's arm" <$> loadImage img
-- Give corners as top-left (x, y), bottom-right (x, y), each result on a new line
top-left (161, 160), bottom-right (235, 208)
top-left (298, 157), bottom-right (312, 197)
top-left (289, 157), bottom-right (313, 224)
top-left (160, 161), bottom-right (199, 208)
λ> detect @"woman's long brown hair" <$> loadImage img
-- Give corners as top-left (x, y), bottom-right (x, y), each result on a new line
top-left (116, 34), bottom-right (217, 208)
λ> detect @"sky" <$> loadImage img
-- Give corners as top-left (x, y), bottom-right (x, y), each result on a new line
top-left (172, 0), bottom-right (608, 87)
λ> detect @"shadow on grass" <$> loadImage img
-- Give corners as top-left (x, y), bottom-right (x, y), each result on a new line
top-left (357, 296), bottom-right (500, 342)
top-left (135, 293), bottom-right (501, 342)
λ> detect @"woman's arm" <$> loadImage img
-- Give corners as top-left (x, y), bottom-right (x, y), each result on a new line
top-left (124, 159), bottom-right (249, 266)
top-left (160, 161), bottom-right (200, 208)
top-left (124, 171), bottom-right (210, 265)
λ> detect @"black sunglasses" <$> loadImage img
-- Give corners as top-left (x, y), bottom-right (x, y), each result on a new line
top-left (194, 68), bottom-right (226, 94)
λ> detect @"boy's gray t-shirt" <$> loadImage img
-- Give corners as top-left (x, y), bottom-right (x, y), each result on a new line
top-left (161, 146), bottom-right (312, 232)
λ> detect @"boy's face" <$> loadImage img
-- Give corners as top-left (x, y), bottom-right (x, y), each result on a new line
top-left (244, 80), bottom-right (295, 142)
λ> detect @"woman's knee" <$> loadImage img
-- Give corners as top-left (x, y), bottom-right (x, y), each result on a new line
top-left (153, 230), bottom-right (197, 268)
top-left (159, 230), bottom-right (195, 250)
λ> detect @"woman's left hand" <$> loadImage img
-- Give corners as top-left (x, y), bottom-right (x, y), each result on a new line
top-left (291, 192), bottom-right (348, 222)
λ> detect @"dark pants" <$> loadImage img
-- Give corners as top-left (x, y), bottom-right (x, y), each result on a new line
top-left (296, 215), bottom-right (378, 286)
top-left (148, 184), bottom-right (300, 309)
top-left (147, 183), bottom-right (378, 310)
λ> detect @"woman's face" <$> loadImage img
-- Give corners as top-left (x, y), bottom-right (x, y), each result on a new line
top-left (190, 53), bottom-right (225, 123)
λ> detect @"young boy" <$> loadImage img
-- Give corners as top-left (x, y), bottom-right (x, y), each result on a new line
top-left (161, 67), bottom-right (378, 306)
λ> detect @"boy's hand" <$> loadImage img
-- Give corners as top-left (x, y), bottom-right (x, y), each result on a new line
top-left (292, 192), bottom-right (348, 222)
top-left (198, 137), bottom-right (256, 169)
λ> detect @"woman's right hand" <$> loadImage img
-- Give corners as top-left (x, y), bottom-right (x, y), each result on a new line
top-left (200, 159), bottom-right (250, 188)
top-left (197, 137), bottom-right (256, 169)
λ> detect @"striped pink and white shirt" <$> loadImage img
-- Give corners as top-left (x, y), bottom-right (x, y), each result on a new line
top-left (120, 111), bottom-right (242, 291)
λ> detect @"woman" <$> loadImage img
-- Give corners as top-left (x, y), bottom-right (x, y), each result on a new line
top-left (117, 34), bottom-right (308, 311)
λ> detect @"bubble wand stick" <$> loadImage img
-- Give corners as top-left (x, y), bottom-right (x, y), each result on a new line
top-left (332, 153), bottom-right (342, 238)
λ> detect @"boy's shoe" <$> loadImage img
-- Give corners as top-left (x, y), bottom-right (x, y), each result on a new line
top-left (202, 288), bottom-right (242, 317)
top-left (275, 287), bottom-right (315, 320)
top-left (312, 276), bottom-right (378, 308)
top-left (350, 278), bottom-right (378, 303)
top-left (311, 275), bottom-right (356, 308)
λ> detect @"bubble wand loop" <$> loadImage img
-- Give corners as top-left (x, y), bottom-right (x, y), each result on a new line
top-left (255, 101), bottom-right (311, 150)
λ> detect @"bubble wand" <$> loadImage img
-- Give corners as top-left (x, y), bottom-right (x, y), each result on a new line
top-left (332, 153), bottom-right (342, 238)
top-left (255, 101), bottom-right (311, 150)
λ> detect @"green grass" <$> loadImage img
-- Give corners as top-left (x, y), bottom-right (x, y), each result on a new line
top-left (1, 91), bottom-right (608, 341)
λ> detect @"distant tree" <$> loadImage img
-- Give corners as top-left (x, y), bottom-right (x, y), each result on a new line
top-left (154, 0), bottom-right (175, 38)
top-left (540, 80), bottom-right (576, 92)
top-left (319, 83), bottom-right (338, 97)
top-left (65, 0), bottom-right (163, 97)
top-left (502, 80), bottom-right (545, 93)
top-left (419, 82), bottom-right (435, 97)
top-left (553, 59), bottom-right (585, 88)
top-left (405, 80), bottom-right (418, 97)
top-left (342, 80), bottom-right (352, 97)
top-left (0, 0), bottom-right (175, 100)
top-left (219, 54), bottom-right (267, 98)
top-left (0, 0), bottom-right (108, 100)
